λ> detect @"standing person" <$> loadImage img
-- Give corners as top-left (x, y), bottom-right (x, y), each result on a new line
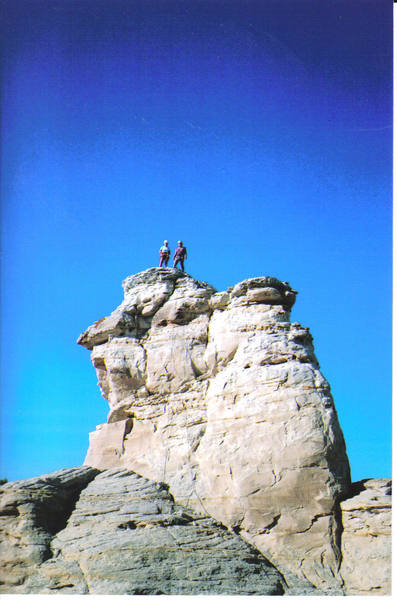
top-left (173, 240), bottom-right (187, 271)
top-left (159, 240), bottom-right (170, 267)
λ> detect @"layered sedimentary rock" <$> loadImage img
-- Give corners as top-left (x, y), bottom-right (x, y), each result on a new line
top-left (1, 470), bottom-right (391, 596)
top-left (0, 468), bottom-right (292, 595)
top-left (78, 268), bottom-right (351, 592)
top-left (340, 479), bottom-right (392, 595)
top-left (0, 467), bottom-right (98, 592)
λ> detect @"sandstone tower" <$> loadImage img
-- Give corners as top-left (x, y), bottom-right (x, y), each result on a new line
top-left (78, 268), bottom-right (351, 592)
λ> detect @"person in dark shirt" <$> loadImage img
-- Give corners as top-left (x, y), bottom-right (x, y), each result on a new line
top-left (173, 241), bottom-right (187, 271)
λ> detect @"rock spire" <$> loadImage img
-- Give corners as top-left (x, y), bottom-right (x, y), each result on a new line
top-left (78, 267), bottom-right (350, 591)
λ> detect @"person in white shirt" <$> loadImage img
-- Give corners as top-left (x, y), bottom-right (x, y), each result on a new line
top-left (159, 240), bottom-right (170, 267)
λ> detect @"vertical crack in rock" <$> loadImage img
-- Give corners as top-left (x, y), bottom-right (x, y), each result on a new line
top-left (121, 415), bottom-right (134, 454)
top-left (331, 499), bottom-right (344, 572)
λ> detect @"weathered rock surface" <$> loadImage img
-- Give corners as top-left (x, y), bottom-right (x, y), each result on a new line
top-left (340, 478), bottom-right (392, 595)
top-left (0, 467), bottom-right (297, 595)
top-left (78, 268), bottom-right (352, 592)
top-left (0, 467), bottom-right (98, 592)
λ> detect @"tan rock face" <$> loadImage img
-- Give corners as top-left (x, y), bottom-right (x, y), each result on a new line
top-left (79, 268), bottom-right (351, 592)
top-left (340, 479), bottom-right (392, 595)
top-left (0, 468), bottom-right (290, 595)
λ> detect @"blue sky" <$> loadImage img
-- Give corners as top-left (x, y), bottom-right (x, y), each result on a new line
top-left (1, 0), bottom-right (392, 483)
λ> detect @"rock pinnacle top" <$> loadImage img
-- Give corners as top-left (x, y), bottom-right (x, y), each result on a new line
top-left (78, 267), bottom-right (298, 350)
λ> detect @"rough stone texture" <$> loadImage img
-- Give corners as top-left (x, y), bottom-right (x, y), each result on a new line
top-left (79, 268), bottom-right (352, 592)
top-left (0, 467), bottom-right (295, 595)
top-left (340, 479), bottom-right (391, 595)
top-left (0, 467), bottom-right (98, 592)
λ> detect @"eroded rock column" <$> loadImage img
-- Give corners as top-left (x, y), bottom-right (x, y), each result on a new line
top-left (78, 268), bottom-right (351, 592)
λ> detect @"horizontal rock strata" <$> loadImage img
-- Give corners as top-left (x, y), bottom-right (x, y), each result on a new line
top-left (0, 467), bottom-right (296, 595)
top-left (78, 268), bottom-right (352, 592)
top-left (340, 478), bottom-right (392, 595)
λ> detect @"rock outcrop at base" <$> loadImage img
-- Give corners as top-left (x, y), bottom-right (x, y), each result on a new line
top-left (340, 478), bottom-right (392, 595)
top-left (0, 467), bottom-right (99, 592)
top-left (78, 268), bottom-right (351, 592)
top-left (0, 467), bottom-right (296, 595)
top-left (0, 469), bottom-right (391, 595)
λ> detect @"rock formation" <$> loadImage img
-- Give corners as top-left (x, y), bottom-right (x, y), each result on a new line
top-left (0, 471), bottom-right (391, 595)
top-left (0, 467), bottom-right (97, 592)
top-left (78, 268), bottom-right (351, 592)
top-left (0, 268), bottom-right (391, 595)
top-left (340, 478), bottom-right (392, 595)
top-left (0, 468), bottom-right (293, 595)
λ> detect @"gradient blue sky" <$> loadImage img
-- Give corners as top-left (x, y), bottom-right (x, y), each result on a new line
top-left (1, 0), bottom-right (392, 483)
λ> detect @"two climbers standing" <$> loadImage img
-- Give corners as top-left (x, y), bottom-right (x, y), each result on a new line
top-left (158, 240), bottom-right (187, 271)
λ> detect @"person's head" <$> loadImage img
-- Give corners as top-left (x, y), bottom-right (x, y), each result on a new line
top-left (178, 240), bottom-right (183, 246)
top-left (164, 240), bottom-right (168, 245)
